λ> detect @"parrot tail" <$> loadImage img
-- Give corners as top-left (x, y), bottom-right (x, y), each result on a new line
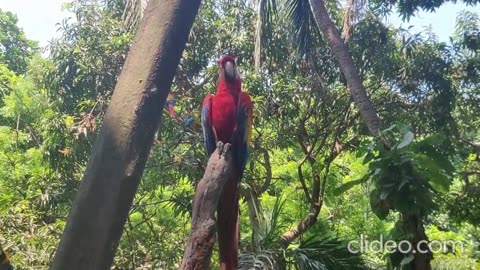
top-left (217, 175), bottom-right (240, 270)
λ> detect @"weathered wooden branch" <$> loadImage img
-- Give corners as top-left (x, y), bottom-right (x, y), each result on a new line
top-left (280, 107), bottom-right (350, 247)
top-left (279, 204), bottom-right (321, 247)
top-left (180, 142), bottom-right (235, 270)
top-left (50, 0), bottom-right (201, 269)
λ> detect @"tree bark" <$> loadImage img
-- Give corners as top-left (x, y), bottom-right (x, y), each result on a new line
top-left (180, 142), bottom-right (235, 270)
top-left (403, 215), bottom-right (432, 270)
top-left (254, 0), bottom-right (264, 71)
top-left (279, 204), bottom-right (320, 247)
top-left (307, 1), bottom-right (431, 269)
top-left (50, 0), bottom-right (201, 269)
top-left (308, 0), bottom-right (382, 136)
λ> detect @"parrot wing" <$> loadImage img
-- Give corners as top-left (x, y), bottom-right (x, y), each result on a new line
top-left (201, 93), bottom-right (216, 156)
top-left (233, 91), bottom-right (253, 174)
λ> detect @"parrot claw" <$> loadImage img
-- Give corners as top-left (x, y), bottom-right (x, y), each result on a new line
top-left (222, 142), bottom-right (231, 155)
top-left (216, 141), bottom-right (224, 157)
top-left (215, 141), bottom-right (232, 157)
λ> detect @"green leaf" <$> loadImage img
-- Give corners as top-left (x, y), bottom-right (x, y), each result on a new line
top-left (415, 154), bottom-right (452, 192)
top-left (397, 131), bottom-right (414, 149)
top-left (362, 152), bottom-right (375, 164)
top-left (383, 124), bottom-right (397, 132)
top-left (400, 254), bottom-right (414, 265)
top-left (427, 171), bottom-right (451, 193)
top-left (332, 175), bottom-right (369, 195)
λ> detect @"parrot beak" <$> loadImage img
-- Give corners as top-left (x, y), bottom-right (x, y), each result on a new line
top-left (224, 61), bottom-right (237, 82)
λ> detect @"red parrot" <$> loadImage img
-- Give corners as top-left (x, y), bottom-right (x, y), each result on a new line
top-left (201, 55), bottom-right (253, 270)
top-left (165, 92), bottom-right (177, 119)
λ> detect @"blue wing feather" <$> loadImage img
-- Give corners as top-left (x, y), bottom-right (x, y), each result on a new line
top-left (233, 93), bottom-right (252, 175)
top-left (235, 109), bottom-right (248, 174)
top-left (201, 94), bottom-right (216, 156)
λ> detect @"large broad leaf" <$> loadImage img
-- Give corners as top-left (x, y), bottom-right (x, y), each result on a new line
top-left (332, 175), bottom-right (369, 195)
top-left (427, 170), bottom-right (451, 193)
top-left (415, 154), bottom-right (452, 192)
top-left (412, 134), bottom-right (455, 173)
top-left (396, 131), bottom-right (414, 149)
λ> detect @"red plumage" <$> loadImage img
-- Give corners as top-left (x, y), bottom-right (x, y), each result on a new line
top-left (201, 55), bottom-right (253, 270)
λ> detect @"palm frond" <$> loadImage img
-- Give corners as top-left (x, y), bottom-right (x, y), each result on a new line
top-left (122, 0), bottom-right (149, 30)
top-left (240, 234), bottom-right (369, 270)
top-left (286, 0), bottom-right (321, 60)
top-left (290, 235), bottom-right (368, 270)
top-left (294, 252), bottom-right (329, 270)
top-left (342, 0), bottom-right (367, 41)
top-left (243, 193), bottom-right (369, 269)
top-left (256, 195), bottom-right (287, 248)
top-left (239, 250), bottom-right (280, 270)
top-left (256, 0), bottom-right (278, 70)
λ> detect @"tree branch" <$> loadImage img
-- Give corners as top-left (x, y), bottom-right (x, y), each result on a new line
top-left (461, 138), bottom-right (480, 152)
top-left (180, 142), bottom-right (235, 270)
top-left (280, 103), bottom-right (352, 247)
top-left (258, 147), bottom-right (273, 194)
top-left (297, 156), bottom-right (311, 203)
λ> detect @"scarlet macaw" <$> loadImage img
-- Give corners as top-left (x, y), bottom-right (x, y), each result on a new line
top-left (201, 55), bottom-right (253, 270)
top-left (165, 92), bottom-right (177, 119)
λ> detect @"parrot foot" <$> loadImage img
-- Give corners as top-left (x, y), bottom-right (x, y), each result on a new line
top-left (216, 141), bottom-right (232, 157)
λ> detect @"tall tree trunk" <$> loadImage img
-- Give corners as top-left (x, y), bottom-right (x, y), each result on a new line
top-left (308, 0), bottom-right (381, 137)
top-left (403, 215), bottom-right (433, 270)
top-left (254, 0), bottom-right (264, 71)
top-left (50, 0), bottom-right (201, 269)
top-left (307, 0), bottom-right (431, 269)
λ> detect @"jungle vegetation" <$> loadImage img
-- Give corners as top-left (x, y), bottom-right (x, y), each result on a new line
top-left (0, 0), bottom-right (479, 269)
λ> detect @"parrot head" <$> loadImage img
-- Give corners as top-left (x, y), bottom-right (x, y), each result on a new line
top-left (218, 55), bottom-right (240, 84)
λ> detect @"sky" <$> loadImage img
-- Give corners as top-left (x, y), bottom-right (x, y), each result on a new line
top-left (0, 0), bottom-right (72, 48)
top-left (0, 0), bottom-right (479, 51)
top-left (385, 2), bottom-right (480, 41)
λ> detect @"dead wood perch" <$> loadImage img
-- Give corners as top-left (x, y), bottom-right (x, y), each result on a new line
top-left (180, 142), bottom-right (235, 270)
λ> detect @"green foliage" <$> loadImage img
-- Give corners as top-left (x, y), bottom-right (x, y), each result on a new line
top-left (446, 188), bottom-right (480, 226)
top-left (0, 72), bottom-right (67, 268)
top-left (0, 9), bottom-right (38, 74)
top-left (363, 126), bottom-right (455, 222)
top-left (371, 0), bottom-right (480, 20)
top-left (1, 0), bottom-right (480, 269)
top-left (238, 195), bottom-right (369, 270)
top-left (46, 1), bottom-right (133, 114)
